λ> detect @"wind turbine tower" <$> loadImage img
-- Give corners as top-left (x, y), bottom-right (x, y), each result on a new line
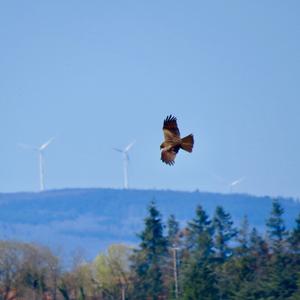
top-left (19, 137), bottom-right (55, 191)
top-left (114, 141), bottom-right (135, 189)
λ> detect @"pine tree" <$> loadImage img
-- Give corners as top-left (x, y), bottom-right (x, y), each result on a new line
top-left (289, 270), bottom-right (300, 300)
top-left (221, 227), bottom-right (271, 300)
top-left (167, 214), bottom-right (180, 248)
top-left (221, 216), bottom-right (252, 299)
top-left (266, 199), bottom-right (288, 253)
top-left (288, 214), bottom-right (300, 300)
top-left (265, 200), bottom-right (296, 299)
top-left (248, 227), bottom-right (269, 273)
top-left (288, 213), bottom-right (300, 299)
top-left (212, 206), bottom-right (237, 300)
top-left (130, 201), bottom-right (168, 300)
top-left (228, 221), bottom-right (269, 299)
top-left (212, 206), bottom-right (237, 261)
top-left (235, 215), bottom-right (250, 256)
top-left (181, 205), bottom-right (217, 300)
top-left (185, 205), bottom-right (213, 254)
top-left (290, 213), bottom-right (300, 253)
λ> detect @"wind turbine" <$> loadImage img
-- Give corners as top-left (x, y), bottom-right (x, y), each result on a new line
top-left (210, 172), bottom-right (245, 193)
top-left (19, 137), bottom-right (55, 191)
top-left (229, 177), bottom-right (245, 193)
top-left (114, 140), bottom-right (135, 189)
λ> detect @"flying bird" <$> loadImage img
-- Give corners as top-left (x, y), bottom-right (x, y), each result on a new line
top-left (160, 115), bottom-right (194, 165)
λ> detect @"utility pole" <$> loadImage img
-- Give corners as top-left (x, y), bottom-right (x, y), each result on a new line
top-left (120, 278), bottom-right (126, 300)
top-left (172, 247), bottom-right (179, 299)
top-left (121, 284), bottom-right (125, 300)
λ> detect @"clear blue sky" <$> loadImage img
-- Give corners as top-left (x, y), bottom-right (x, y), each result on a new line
top-left (1, 1), bottom-right (300, 198)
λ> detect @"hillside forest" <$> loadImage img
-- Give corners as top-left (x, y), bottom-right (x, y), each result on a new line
top-left (1, 199), bottom-right (300, 300)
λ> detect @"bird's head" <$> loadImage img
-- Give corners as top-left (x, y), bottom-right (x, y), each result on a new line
top-left (160, 142), bottom-right (165, 149)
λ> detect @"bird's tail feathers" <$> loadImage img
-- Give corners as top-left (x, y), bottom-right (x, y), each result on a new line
top-left (181, 134), bottom-right (194, 153)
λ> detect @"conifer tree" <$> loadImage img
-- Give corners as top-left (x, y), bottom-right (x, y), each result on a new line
top-left (290, 213), bottom-right (300, 253)
top-left (181, 205), bottom-right (217, 300)
top-left (248, 227), bottom-right (269, 272)
top-left (229, 221), bottom-right (269, 299)
top-left (185, 205), bottom-right (213, 254)
top-left (245, 227), bottom-right (272, 298)
top-left (265, 200), bottom-right (296, 299)
top-left (212, 206), bottom-right (237, 260)
top-left (212, 206), bottom-right (237, 300)
top-left (130, 201), bottom-right (168, 300)
top-left (266, 200), bottom-right (288, 253)
top-left (289, 213), bottom-right (300, 297)
top-left (167, 214), bottom-right (180, 248)
top-left (289, 271), bottom-right (300, 300)
top-left (222, 216), bottom-right (252, 299)
top-left (235, 215), bottom-right (250, 256)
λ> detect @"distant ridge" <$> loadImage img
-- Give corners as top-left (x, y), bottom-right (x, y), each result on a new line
top-left (0, 188), bottom-right (299, 260)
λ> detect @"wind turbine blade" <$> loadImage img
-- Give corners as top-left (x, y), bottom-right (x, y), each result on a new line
top-left (231, 177), bottom-right (245, 186)
top-left (39, 137), bottom-right (55, 151)
top-left (113, 148), bottom-right (124, 153)
top-left (18, 143), bottom-right (38, 151)
top-left (124, 140), bottom-right (136, 152)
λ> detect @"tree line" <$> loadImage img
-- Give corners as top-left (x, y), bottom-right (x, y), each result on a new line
top-left (0, 200), bottom-right (300, 300)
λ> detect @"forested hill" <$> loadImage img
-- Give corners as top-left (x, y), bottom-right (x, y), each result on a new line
top-left (0, 188), bottom-right (299, 259)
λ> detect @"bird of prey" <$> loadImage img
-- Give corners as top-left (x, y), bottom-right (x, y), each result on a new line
top-left (160, 115), bottom-right (194, 165)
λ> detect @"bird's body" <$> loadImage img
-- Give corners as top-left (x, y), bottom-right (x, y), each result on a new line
top-left (160, 115), bottom-right (194, 165)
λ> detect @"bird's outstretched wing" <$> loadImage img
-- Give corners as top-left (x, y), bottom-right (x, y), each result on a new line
top-left (161, 146), bottom-right (180, 165)
top-left (163, 115), bottom-right (180, 141)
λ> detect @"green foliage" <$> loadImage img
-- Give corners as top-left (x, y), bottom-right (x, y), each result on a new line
top-left (267, 200), bottom-right (288, 252)
top-left (94, 244), bottom-right (132, 299)
top-left (289, 270), bottom-right (300, 300)
top-left (182, 259), bottom-right (218, 300)
top-left (167, 214), bottom-right (180, 247)
top-left (1, 200), bottom-right (300, 299)
top-left (212, 205), bottom-right (238, 299)
top-left (130, 201), bottom-right (168, 300)
top-left (79, 286), bottom-right (85, 300)
top-left (212, 206), bottom-right (237, 261)
top-left (290, 213), bottom-right (300, 252)
top-left (0, 242), bottom-right (60, 300)
top-left (185, 205), bottom-right (213, 255)
top-left (235, 215), bottom-right (250, 256)
top-left (58, 281), bottom-right (70, 300)
top-left (217, 217), bottom-right (253, 299)
top-left (181, 205), bottom-right (217, 300)
top-left (264, 201), bottom-right (296, 300)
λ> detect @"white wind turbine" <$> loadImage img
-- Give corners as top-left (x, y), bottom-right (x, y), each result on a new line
top-left (19, 137), bottom-right (55, 191)
top-left (113, 140), bottom-right (135, 189)
top-left (210, 172), bottom-right (245, 193)
top-left (229, 177), bottom-right (245, 193)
